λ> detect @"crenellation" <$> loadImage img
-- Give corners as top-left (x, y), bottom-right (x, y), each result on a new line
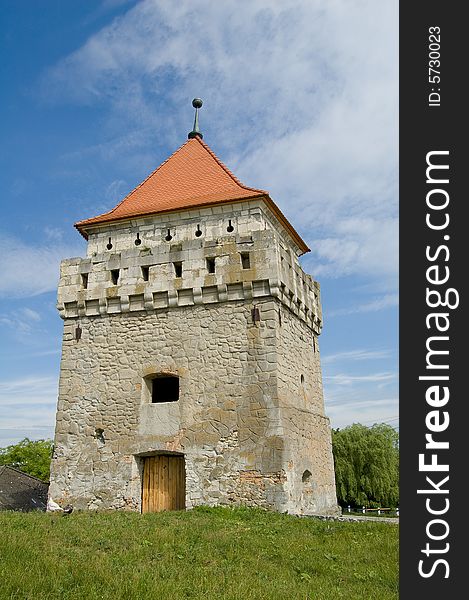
top-left (58, 220), bottom-right (322, 333)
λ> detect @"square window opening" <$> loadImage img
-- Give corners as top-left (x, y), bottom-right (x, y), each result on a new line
top-left (151, 376), bottom-right (179, 403)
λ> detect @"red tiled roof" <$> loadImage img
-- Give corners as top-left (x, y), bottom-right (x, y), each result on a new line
top-left (75, 136), bottom-right (309, 254)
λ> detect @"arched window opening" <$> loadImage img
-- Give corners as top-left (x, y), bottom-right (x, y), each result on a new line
top-left (111, 269), bottom-right (120, 285)
top-left (173, 262), bottom-right (183, 278)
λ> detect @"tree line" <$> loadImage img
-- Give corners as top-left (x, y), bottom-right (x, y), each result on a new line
top-left (332, 423), bottom-right (399, 508)
top-left (1, 423), bottom-right (399, 507)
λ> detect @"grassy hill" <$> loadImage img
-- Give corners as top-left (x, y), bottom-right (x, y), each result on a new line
top-left (0, 506), bottom-right (398, 600)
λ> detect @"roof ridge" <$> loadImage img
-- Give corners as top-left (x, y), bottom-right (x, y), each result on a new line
top-left (0, 464), bottom-right (49, 484)
top-left (76, 138), bottom-right (194, 226)
top-left (196, 137), bottom-right (268, 195)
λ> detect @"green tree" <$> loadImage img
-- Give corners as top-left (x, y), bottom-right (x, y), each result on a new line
top-left (0, 438), bottom-right (53, 482)
top-left (332, 423), bottom-right (399, 508)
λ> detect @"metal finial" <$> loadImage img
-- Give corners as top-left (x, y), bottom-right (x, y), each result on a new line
top-left (188, 98), bottom-right (203, 139)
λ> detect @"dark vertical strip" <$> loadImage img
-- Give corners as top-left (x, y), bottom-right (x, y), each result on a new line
top-left (400, 2), bottom-right (465, 595)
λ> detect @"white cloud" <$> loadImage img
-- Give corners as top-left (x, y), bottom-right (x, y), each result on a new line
top-left (324, 372), bottom-right (396, 386)
top-left (327, 293), bottom-right (399, 317)
top-left (105, 178), bottom-right (130, 204)
top-left (0, 375), bottom-right (56, 393)
top-left (325, 397), bottom-right (398, 430)
top-left (322, 349), bottom-right (390, 364)
top-left (41, 0), bottom-right (398, 290)
top-left (0, 307), bottom-right (43, 334)
top-left (24, 349), bottom-right (61, 358)
top-left (0, 376), bottom-right (58, 446)
top-left (0, 232), bottom-right (84, 298)
top-left (322, 365), bottom-right (398, 428)
top-left (21, 308), bottom-right (41, 322)
top-left (44, 227), bottom-right (64, 242)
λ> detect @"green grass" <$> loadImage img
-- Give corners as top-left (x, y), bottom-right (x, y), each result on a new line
top-left (0, 506), bottom-right (398, 600)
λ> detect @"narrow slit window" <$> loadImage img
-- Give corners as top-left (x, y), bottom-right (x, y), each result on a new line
top-left (240, 252), bottom-right (250, 269)
top-left (81, 273), bottom-right (88, 289)
top-left (152, 376), bottom-right (179, 403)
top-left (173, 262), bottom-right (182, 278)
top-left (141, 266), bottom-right (149, 281)
top-left (111, 269), bottom-right (119, 285)
top-left (206, 257), bottom-right (216, 274)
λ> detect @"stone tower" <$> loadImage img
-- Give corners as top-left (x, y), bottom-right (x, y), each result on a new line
top-left (49, 103), bottom-right (338, 515)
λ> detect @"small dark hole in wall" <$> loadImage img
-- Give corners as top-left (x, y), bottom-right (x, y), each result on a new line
top-left (111, 269), bottom-right (120, 285)
top-left (135, 232), bottom-right (142, 246)
top-left (106, 237), bottom-right (113, 250)
top-left (81, 273), bottom-right (88, 289)
top-left (195, 224), bottom-right (202, 237)
top-left (302, 469), bottom-right (312, 484)
top-left (251, 306), bottom-right (260, 324)
top-left (95, 428), bottom-right (105, 444)
top-left (165, 229), bottom-right (173, 241)
top-left (206, 257), bottom-right (216, 273)
top-left (152, 376), bottom-right (179, 403)
top-left (173, 262), bottom-right (182, 278)
top-left (227, 219), bottom-right (234, 233)
top-left (141, 266), bottom-right (149, 281)
top-left (301, 374), bottom-right (305, 385)
top-left (240, 252), bottom-right (250, 269)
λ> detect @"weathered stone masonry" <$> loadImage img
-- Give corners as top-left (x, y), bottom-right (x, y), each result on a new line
top-left (49, 139), bottom-right (339, 515)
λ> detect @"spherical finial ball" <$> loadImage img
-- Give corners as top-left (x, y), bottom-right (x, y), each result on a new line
top-left (192, 98), bottom-right (203, 109)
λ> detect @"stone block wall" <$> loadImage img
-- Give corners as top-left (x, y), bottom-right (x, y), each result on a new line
top-left (50, 298), bottom-right (337, 514)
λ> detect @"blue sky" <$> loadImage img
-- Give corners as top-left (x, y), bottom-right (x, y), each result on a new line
top-left (0, 0), bottom-right (398, 447)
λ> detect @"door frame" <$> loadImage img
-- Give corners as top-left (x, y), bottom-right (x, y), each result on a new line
top-left (139, 452), bottom-right (186, 513)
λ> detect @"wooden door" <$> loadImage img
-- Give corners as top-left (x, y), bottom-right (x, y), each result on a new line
top-left (142, 455), bottom-right (185, 513)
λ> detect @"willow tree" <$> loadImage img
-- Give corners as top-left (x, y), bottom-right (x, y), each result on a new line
top-left (332, 423), bottom-right (399, 508)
